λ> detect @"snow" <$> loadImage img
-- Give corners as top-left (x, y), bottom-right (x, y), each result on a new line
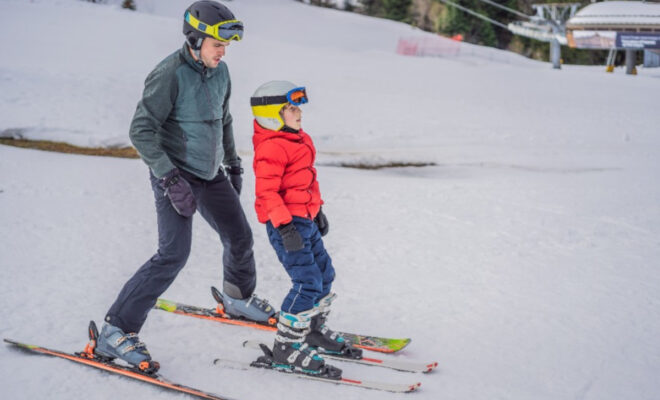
top-left (1, 0), bottom-right (660, 399)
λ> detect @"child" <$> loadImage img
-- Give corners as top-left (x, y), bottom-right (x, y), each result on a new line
top-left (250, 81), bottom-right (362, 376)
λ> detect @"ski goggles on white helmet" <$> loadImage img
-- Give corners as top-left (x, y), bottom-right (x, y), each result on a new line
top-left (185, 11), bottom-right (244, 42)
top-left (250, 87), bottom-right (309, 107)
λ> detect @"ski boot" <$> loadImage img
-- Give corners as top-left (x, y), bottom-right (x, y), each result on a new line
top-left (264, 309), bottom-right (342, 379)
top-left (93, 322), bottom-right (159, 374)
top-left (305, 293), bottom-right (363, 359)
top-left (212, 286), bottom-right (277, 324)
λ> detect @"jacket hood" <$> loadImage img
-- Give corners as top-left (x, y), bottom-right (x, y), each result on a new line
top-left (252, 119), bottom-right (305, 148)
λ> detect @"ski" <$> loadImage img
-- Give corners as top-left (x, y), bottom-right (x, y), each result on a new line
top-left (213, 355), bottom-right (421, 393)
top-left (243, 340), bottom-right (437, 373)
top-left (4, 323), bottom-right (232, 400)
top-left (153, 288), bottom-right (411, 354)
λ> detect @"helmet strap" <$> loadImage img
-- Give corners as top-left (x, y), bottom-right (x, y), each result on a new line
top-left (186, 42), bottom-right (203, 62)
top-left (194, 37), bottom-right (204, 51)
top-left (192, 37), bottom-right (203, 61)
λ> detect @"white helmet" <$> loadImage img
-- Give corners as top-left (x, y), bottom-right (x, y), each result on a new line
top-left (250, 81), bottom-right (308, 131)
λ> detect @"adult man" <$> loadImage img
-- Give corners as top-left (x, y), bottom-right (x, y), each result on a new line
top-left (95, 1), bottom-right (275, 371)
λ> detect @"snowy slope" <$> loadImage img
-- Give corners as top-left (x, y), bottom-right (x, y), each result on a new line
top-left (2, 0), bottom-right (659, 155)
top-left (1, 1), bottom-right (660, 400)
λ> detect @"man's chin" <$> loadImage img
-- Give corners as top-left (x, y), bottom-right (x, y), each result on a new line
top-left (203, 60), bottom-right (221, 68)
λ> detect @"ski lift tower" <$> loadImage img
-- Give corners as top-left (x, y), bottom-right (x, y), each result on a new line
top-left (531, 3), bottom-right (580, 69)
top-left (442, 0), bottom-right (582, 69)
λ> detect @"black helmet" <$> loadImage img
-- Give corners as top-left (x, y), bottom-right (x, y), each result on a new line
top-left (183, 1), bottom-right (244, 50)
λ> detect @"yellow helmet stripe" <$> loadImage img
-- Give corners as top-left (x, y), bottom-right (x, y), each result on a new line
top-left (185, 11), bottom-right (243, 42)
top-left (252, 104), bottom-right (286, 131)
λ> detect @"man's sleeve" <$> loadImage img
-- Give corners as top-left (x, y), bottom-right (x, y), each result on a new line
top-left (129, 63), bottom-right (178, 178)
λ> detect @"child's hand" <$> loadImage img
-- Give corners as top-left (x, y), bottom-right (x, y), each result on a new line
top-left (314, 208), bottom-right (329, 236)
top-left (277, 222), bottom-right (305, 252)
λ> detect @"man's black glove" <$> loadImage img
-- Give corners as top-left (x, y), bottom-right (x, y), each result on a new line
top-left (314, 208), bottom-right (329, 236)
top-left (159, 168), bottom-right (196, 217)
top-left (277, 222), bottom-right (305, 253)
top-left (226, 166), bottom-right (243, 195)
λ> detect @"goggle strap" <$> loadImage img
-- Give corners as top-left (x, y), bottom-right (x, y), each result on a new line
top-left (185, 11), bottom-right (243, 42)
top-left (250, 96), bottom-right (289, 107)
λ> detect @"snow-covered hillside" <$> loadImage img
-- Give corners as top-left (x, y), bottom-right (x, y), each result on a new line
top-left (1, 1), bottom-right (659, 400)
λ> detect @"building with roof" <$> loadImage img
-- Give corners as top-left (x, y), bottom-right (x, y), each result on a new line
top-left (566, 1), bottom-right (660, 73)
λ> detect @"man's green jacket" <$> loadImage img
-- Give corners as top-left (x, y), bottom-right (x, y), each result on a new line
top-left (129, 44), bottom-right (240, 180)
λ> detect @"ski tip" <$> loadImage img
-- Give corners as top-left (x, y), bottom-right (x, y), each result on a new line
top-left (402, 382), bottom-right (422, 392)
top-left (399, 338), bottom-right (412, 351)
top-left (4, 338), bottom-right (28, 347)
top-left (4, 339), bottom-right (41, 352)
top-left (424, 361), bottom-right (439, 373)
top-left (368, 337), bottom-right (412, 353)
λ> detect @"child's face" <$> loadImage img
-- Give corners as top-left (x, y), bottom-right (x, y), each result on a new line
top-left (281, 104), bottom-right (302, 131)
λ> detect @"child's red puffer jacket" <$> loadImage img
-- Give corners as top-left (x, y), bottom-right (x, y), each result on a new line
top-left (252, 120), bottom-right (322, 227)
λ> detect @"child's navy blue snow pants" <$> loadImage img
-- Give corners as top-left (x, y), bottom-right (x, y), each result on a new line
top-left (266, 216), bottom-right (335, 314)
top-left (105, 169), bottom-right (256, 333)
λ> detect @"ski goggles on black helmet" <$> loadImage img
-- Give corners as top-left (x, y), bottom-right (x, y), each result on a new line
top-left (185, 11), bottom-right (244, 42)
top-left (250, 87), bottom-right (309, 107)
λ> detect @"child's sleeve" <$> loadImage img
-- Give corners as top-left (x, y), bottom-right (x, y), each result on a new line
top-left (254, 141), bottom-right (292, 227)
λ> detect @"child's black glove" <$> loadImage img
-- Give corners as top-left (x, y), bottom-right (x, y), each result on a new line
top-left (314, 208), bottom-right (329, 236)
top-left (277, 222), bottom-right (305, 252)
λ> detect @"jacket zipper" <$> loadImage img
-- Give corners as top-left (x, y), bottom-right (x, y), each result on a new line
top-left (302, 140), bottom-right (317, 218)
top-left (201, 67), bottom-right (218, 177)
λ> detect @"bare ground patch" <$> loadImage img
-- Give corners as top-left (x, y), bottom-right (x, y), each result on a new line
top-left (0, 138), bottom-right (139, 159)
top-left (327, 161), bottom-right (437, 170)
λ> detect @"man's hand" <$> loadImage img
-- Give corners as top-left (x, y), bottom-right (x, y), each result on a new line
top-left (227, 166), bottom-right (243, 195)
top-left (160, 168), bottom-right (196, 217)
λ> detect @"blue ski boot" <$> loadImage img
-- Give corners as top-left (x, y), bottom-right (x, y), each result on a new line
top-left (305, 293), bottom-right (362, 359)
top-left (94, 323), bottom-right (159, 373)
top-left (212, 286), bottom-right (276, 323)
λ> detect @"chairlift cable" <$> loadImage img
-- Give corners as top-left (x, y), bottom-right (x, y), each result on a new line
top-left (437, 0), bottom-right (510, 29)
top-left (473, 0), bottom-right (533, 20)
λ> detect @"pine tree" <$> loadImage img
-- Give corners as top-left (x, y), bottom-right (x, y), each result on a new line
top-left (122, 0), bottom-right (136, 10)
top-left (383, 0), bottom-right (413, 22)
top-left (356, 0), bottom-right (607, 65)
